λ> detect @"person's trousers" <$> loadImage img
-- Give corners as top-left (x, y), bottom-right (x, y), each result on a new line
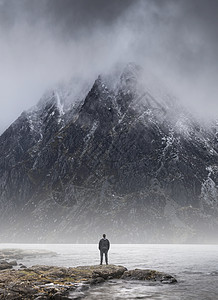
top-left (100, 251), bottom-right (108, 264)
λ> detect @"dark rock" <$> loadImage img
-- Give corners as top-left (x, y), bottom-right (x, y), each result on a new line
top-left (89, 277), bottom-right (105, 285)
top-left (8, 260), bottom-right (17, 266)
top-left (77, 265), bottom-right (127, 280)
top-left (0, 260), bottom-right (8, 264)
top-left (1, 292), bottom-right (22, 300)
top-left (121, 269), bottom-right (177, 284)
top-left (19, 265), bottom-right (27, 268)
top-left (0, 261), bottom-right (13, 270)
top-left (52, 293), bottom-right (71, 300)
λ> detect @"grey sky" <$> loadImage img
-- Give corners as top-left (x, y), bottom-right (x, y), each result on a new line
top-left (0, 0), bottom-right (217, 132)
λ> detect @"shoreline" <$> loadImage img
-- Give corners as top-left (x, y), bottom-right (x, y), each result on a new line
top-left (0, 264), bottom-right (177, 300)
top-left (0, 248), bottom-right (177, 300)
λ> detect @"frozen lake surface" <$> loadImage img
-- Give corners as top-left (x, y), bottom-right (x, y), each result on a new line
top-left (0, 243), bottom-right (217, 299)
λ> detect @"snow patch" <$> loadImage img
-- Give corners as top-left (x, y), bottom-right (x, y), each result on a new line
top-left (81, 121), bottom-right (99, 157)
top-left (55, 91), bottom-right (64, 116)
top-left (83, 121), bottom-right (99, 144)
top-left (175, 116), bottom-right (191, 137)
top-left (201, 166), bottom-right (218, 209)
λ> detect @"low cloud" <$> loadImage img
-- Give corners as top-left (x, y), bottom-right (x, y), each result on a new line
top-left (0, 0), bottom-right (217, 132)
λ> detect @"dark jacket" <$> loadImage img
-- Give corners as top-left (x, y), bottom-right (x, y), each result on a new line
top-left (99, 238), bottom-right (110, 252)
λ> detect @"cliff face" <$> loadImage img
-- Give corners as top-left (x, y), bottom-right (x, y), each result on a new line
top-left (0, 63), bottom-right (218, 243)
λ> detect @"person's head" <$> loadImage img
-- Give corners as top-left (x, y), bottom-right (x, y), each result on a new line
top-left (103, 234), bottom-right (106, 239)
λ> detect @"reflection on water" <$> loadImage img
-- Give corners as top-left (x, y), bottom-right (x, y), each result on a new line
top-left (0, 243), bottom-right (218, 299)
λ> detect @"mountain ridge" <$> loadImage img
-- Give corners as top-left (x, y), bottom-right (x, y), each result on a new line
top-left (0, 63), bottom-right (217, 243)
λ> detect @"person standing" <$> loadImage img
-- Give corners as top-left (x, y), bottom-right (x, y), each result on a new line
top-left (99, 234), bottom-right (110, 265)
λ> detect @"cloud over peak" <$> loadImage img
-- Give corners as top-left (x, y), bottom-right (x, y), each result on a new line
top-left (0, 0), bottom-right (217, 132)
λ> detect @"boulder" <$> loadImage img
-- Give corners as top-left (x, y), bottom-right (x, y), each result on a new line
top-left (121, 269), bottom-right (177, 284)
top-left (8, 260), bottom-right (18, 266)
top-left (0, 260), bottom-right (13, 270)
top-left (52, 293), bottom-right (71, 300)
top-left (20, 264), bottom-right (27, 269)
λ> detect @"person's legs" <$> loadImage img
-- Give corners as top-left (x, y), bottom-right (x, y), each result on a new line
top-left (100, 251), bottom-right (103, 265)
top-left (105, 251), bottom-right (108, 265)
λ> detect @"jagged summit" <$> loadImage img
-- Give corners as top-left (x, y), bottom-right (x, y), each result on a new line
top-left (119, 62), bottom-right (142, 88)
top-left (0, 63), bottom-right (217, 243)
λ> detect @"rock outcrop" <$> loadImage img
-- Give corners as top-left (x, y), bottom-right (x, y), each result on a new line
top-left (0, 261), bottom-right (13, 271)
top-left (121, 269), bottom-right (177, 284)
top-left (0, 264), bottom-right (176, 299)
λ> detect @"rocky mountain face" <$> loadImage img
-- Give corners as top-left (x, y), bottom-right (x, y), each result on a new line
top-left (0, 63), bottom-right (218, 243)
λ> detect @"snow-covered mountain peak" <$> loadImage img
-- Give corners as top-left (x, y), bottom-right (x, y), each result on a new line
top-left (0, 62), bottom-right (218, 243)
top-left (92, 75), bottom-right (111, 95)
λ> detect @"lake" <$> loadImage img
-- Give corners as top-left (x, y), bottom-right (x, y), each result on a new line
top-left (0, 243), bottom-right (217, 299)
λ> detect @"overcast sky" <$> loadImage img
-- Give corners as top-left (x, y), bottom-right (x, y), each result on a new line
top-left (0, 0), bottom-right (217, 132)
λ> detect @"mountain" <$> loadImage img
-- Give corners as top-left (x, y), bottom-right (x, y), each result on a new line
top-left (0, 63), bottom-right (218, 243)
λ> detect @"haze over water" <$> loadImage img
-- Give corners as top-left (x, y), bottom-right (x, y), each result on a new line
top-left (1, 243), bottom-right (217, 299)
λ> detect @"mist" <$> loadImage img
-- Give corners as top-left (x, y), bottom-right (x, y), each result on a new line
top-left (0, 0), bottom-right (218, 133)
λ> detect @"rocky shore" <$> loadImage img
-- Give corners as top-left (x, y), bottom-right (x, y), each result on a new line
top-left (0, 265), bottom-right (177, 299)
top-left (0, 249), bottom-right (177, 299)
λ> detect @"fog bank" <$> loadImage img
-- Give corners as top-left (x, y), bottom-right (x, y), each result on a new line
top-left (0, 0), bottom-right (217, 132)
